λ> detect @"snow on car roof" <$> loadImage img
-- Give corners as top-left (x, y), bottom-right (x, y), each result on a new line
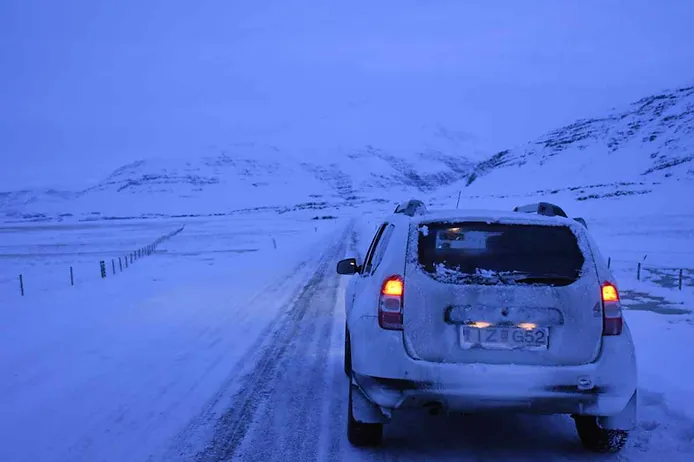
top-left (404, 208), bottom-right (576, 226)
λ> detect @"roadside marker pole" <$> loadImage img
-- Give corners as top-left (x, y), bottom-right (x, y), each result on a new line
top-left (70, 267), bottom-right (74, 286)
top-left (19, 274), bottom-right (24, 296)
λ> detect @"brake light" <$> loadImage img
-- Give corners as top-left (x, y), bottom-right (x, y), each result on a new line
top-left (383, 279), bottom-right (403, 296)
top-left (379, 276), bottom-right (403, 330)
top-left (601, 282), bottom-right (623, 336)
top-left (602, 284), bottom-right (619, 303)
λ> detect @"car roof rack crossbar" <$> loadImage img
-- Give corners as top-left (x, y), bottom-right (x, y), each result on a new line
top-left (513, 202), bottom-right (568, 218)
top-left (394, 199), bottom-right (428, 217)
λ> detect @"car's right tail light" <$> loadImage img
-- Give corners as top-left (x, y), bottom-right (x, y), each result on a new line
top-left (601, 282), bottom-right (623, 336)
top-left (379, 275), bottom-right (403, 330)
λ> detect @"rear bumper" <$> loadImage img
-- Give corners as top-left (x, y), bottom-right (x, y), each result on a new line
top-left (354, 373), bottom-right (630, 417)
top-left (349, 315), bottom-right (637, 418)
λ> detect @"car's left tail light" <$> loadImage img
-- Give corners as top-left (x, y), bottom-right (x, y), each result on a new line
top-left (379, 275), bottom-right (403, 330)
top-left (601, 282), bottom-right (623, 336)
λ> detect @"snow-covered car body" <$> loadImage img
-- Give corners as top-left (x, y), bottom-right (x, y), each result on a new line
top-left (339, 201), bottom-right (637, 449)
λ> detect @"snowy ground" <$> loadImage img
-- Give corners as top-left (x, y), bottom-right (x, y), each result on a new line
top-left (0, 203), bottom-right (693, 461)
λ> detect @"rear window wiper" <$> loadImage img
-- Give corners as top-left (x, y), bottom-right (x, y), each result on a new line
top-left (510, 274), bottom-right (577, 285)
top-left (433, 272), bottom-right (507, 285)
top-left (453, 272), bottom-right (520, 285)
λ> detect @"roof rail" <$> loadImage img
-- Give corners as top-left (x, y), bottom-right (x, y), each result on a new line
top-left (394, 199), bottom-right (428, 217)
top-left (573, 217), bottom-right (588, 228)
top-left (513, 202), bottom-right (568, 218)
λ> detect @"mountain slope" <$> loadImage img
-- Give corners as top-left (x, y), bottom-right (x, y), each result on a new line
top-left (462, 85), bottom-right (694, 196)
top-left (0, 140), bottom-right (479, 220)
top-left (2, 85), bottom-right (693, 222)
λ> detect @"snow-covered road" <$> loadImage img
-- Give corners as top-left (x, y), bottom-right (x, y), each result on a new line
top-left (1, 218), bottom-right (693, 461)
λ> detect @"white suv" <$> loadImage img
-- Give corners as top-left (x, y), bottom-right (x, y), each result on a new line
top-left (337, 200), bottom-right (637, 453)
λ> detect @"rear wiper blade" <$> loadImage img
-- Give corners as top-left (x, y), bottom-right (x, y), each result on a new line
top-left (457, 275), bottom-right (503, 285)
top-left (446, 272), bottom-right (510, 285)
top-left (511, 274), bottom-right (576, 285)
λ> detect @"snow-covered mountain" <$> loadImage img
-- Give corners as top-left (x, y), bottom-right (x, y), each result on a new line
top-left (2, 85), bottom-right (693, 222)
top-left (0, 189), bottom-right (79, 218)
top-left (0, 141), bottom-right (478, 220)
top-left (460, 85), bottom-right (694, 196)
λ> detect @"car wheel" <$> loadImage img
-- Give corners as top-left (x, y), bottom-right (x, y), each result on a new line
top-left (574, 415), bottom-right (628, 453)
top-left (344, 325), bottom-right (352, 377)
top-left (347, 380), bottom-right (383, 446)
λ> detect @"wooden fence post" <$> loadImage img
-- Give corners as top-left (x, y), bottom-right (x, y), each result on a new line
top-left (637, 263), bottom-right (641, 281)
top-left (100, 261), bottom-right (106, 279)
top-left (119, 257), bottom-right (122, 271)
top-left (679, 269), bottom-right (684, 291)
top-left (112, 259), bottom-right (116, 275)
top-left (70, 266), bottom-right (74, 286)
top-left (19, 274), bottom-right (24, 296)
top-left (272, 238), bottom-right (277, 249)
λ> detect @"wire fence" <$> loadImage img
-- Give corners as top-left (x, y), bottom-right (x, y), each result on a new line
top-left (607, 257), bottom-right (693, 290)
top-left (11, 226), bottom-right (185, 297)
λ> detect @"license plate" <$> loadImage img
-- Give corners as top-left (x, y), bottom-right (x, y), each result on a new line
top-left (460, 326), bottom-right (549, 351)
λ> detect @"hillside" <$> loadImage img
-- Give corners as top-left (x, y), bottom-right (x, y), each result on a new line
top-left (2, 85), bottom-right (693, 223)
top-left (459, 85), bottom-right (694, 197)
top-left (0, 140), bottom-right (478, 221)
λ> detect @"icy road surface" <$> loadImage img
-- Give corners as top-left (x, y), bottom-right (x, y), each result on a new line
top-left (1, 218), bottom-right (693, 461)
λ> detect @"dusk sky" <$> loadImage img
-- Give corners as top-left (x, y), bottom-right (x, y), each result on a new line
top-left (1, 0), bottom-right (693, 190)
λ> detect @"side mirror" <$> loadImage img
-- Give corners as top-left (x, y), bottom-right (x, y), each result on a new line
top-left (336, 258), bottom-right (359, 275)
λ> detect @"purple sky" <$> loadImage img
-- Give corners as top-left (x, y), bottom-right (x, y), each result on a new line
top-left (1, 0), bottom-right (693, 190)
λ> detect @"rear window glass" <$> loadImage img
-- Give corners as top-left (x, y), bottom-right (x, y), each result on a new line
top-left (417, 222), bottom-right (585, 286)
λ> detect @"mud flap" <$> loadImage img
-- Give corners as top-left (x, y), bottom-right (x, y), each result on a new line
top-left (599, 389), bottom-right (638, 430)
top-left (351, 380), bottom-right (391, 424)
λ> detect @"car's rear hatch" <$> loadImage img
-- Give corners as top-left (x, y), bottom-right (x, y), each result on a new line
top-left (403, 219), bottom-right (602, 366)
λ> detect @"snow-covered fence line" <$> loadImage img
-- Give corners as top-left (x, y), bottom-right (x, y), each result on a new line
top-left (607, 257), bottom-right (692, 291)
top-left (13, 226), bottom-right (185, 297)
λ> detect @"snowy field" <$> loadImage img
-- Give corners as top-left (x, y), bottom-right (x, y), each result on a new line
top-left (0, 198), bottom-right (693, 461)
top-left (0, 213), bottom-right (334, 299)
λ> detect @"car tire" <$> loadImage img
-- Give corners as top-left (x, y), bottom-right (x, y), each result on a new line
top-left (347, 379), bottom-right (383, 446)
top-left (574, 415), bottom-right (628, 453)
top-left (344, 326), bottom-right (352, 377)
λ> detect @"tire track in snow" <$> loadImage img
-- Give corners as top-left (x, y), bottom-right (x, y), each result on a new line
top-left (190, 227), bottom-right (351, 461)
top-left (158, 237), bottom-right (335, 461)
top-left (233, 287), bottom-right (335, 462)
top-left (56, 261), bottom-right (313, 462)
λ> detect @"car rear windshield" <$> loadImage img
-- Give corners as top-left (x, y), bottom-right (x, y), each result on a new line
top-left (417, 222), bottom-right (585, 286)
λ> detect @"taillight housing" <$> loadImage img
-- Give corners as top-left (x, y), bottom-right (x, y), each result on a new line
top-left (379, 275), bottom-right (403, 330)
top-left (601, 282), bottom-right (623, 336)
